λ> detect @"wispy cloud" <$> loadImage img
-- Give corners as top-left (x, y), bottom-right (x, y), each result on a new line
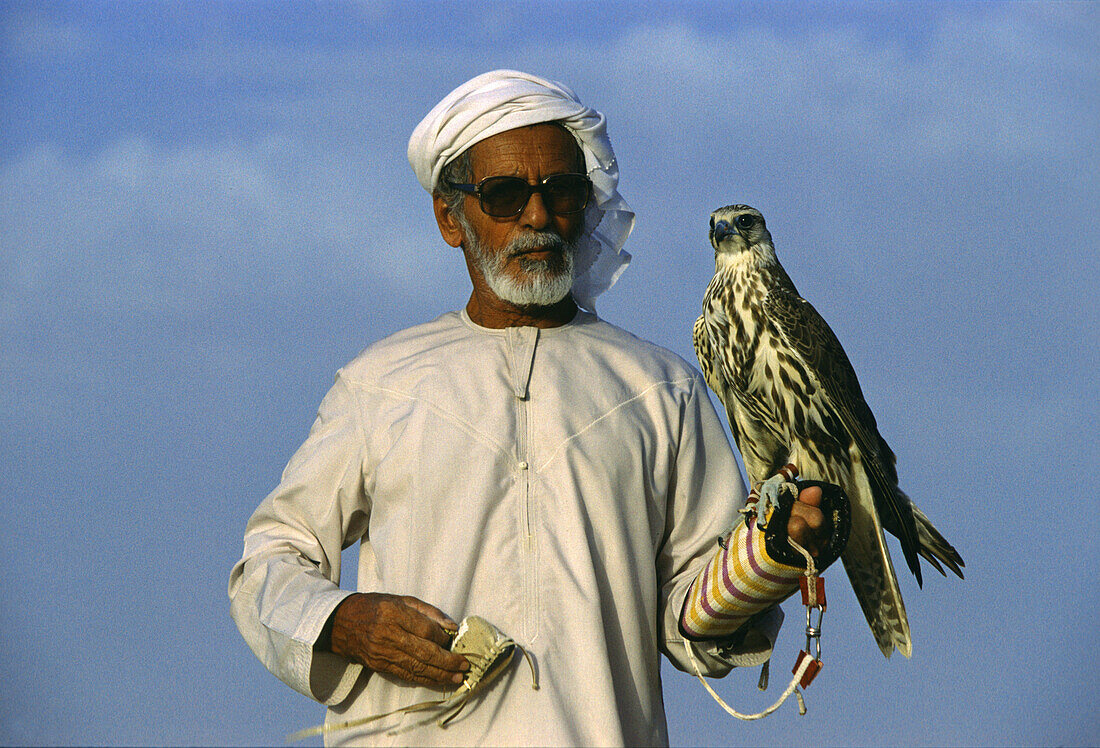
top-left (2, 11), bottom-right (97, 61)
top-left (1, 137), bottom-right (458, 320)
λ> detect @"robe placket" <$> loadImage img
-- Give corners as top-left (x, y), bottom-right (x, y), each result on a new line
top-left (505, 326), bottom-right (540, 641)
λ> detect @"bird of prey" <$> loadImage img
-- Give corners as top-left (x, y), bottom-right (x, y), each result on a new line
top-left (693, 204), bottom-right (963, 658)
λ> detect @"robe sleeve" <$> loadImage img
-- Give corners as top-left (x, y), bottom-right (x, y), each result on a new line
top-left (227, 373), bottom-right (372, 704)
top-left (656, 374), bottom-right (783, 676)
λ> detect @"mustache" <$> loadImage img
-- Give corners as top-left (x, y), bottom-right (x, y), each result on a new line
top-left (507, 231), bottom-right (571, 257)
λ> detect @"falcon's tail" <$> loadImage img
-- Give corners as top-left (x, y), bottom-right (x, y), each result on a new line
top-left (900, 491), bottom-right (965, 579)
top-left (843, 452), bottom-right (912, 658)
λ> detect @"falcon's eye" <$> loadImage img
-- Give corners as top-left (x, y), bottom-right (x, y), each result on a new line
top-left (735, 214), bottom-right (756, 230)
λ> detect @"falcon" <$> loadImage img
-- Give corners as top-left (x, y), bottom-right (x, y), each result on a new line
top-left (693, 204), bottom-right (964, 657)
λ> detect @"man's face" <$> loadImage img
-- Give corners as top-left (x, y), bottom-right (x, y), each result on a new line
top-left (454, 124), bottom-right (587, 307)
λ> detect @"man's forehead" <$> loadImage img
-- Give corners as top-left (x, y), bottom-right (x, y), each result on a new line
top-left (468, 123), bottom-right (583, 177)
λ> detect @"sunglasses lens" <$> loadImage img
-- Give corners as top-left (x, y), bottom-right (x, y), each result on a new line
top-left (543, 175), bottom-right (590, 214)
top-left (479, 178), bottom-right (530, 217)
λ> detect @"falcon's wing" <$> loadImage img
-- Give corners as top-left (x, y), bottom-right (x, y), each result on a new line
top-left (692, 313), bottom-right (720, 402)
top-left (693, 311), bottom-right (740, 450)
top-left (763, 285), bottom-right (922, 582)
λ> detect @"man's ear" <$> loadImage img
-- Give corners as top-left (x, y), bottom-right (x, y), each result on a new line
top-left (433, 194), bottom-right (465, 248)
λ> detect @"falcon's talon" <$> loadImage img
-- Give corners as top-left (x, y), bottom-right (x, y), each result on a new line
top-left (756, 473), bottom-right (797, 531)
top-left (738, 503), bottom-right (757, 530)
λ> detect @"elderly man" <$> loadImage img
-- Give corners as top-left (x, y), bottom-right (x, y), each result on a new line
top-left (229, 70), bottom-right (840, 746)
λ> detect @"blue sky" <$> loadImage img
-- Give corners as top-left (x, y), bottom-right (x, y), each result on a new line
top-left (1, 2), bottom-right (1097, 745)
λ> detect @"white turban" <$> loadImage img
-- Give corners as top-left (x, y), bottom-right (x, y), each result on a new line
top-left (408, 69), bottom-right (634, 312)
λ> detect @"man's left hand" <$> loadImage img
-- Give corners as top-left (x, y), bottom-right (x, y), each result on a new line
top-left (787, 484), bottom-right (828, 557)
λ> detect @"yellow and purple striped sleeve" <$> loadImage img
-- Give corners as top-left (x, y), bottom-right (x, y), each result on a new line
top-left (680, 517), bottom-right (804, 640)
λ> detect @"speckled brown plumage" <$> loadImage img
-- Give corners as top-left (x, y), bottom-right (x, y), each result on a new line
top-left (693, 204), bottom-right (963, 658)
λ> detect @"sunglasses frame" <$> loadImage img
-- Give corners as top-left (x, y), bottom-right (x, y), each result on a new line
top-left (445, 173), bottom-right (592, 218)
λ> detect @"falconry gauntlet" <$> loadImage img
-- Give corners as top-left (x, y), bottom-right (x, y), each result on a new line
top-left (758, 479), bottom-right (852, 572)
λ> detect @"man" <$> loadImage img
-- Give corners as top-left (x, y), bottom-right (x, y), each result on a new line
top-left (229, 70), bottom-right (839, 746)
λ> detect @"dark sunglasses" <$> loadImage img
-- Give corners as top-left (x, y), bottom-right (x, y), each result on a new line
top-left (445, 173), bottom-right (592, 218)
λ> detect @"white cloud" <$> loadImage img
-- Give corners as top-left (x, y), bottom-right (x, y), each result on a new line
top-left (0, 136), bottom-right (462, 325)
top-left (593, 9), bottom-right (1095, 166)
top-left (3, 12), bottom-right (97, 61)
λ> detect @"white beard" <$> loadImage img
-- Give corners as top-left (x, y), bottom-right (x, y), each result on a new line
top-left (462, 218), bottom-right (576, 307)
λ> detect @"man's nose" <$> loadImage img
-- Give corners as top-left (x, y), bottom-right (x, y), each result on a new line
top-left (518, 189), bottom-right (551, 230)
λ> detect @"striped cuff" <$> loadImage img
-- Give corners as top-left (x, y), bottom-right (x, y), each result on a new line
top-left (680, 518), bottom-right (804, 640)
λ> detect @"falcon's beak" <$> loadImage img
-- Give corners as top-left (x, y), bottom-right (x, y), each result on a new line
top-left (712, 220), bottom-right (735, 244)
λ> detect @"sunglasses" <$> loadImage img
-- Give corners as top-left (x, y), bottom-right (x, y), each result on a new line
top-left (445, 173), bottom-right (592, 218)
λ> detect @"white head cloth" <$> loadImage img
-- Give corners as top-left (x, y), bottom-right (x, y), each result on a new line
top-left (408, 69), bottom-right (634, 311)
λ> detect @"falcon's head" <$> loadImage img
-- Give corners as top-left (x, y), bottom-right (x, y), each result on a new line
top-left (708, 204), bottom-right (776, 267)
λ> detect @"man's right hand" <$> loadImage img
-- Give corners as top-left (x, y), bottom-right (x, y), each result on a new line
top-left (325, 593), bottom-right (470, 687)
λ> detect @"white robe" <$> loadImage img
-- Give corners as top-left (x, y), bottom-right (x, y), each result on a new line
top-left (229, 309), bottom-right (781, 747)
